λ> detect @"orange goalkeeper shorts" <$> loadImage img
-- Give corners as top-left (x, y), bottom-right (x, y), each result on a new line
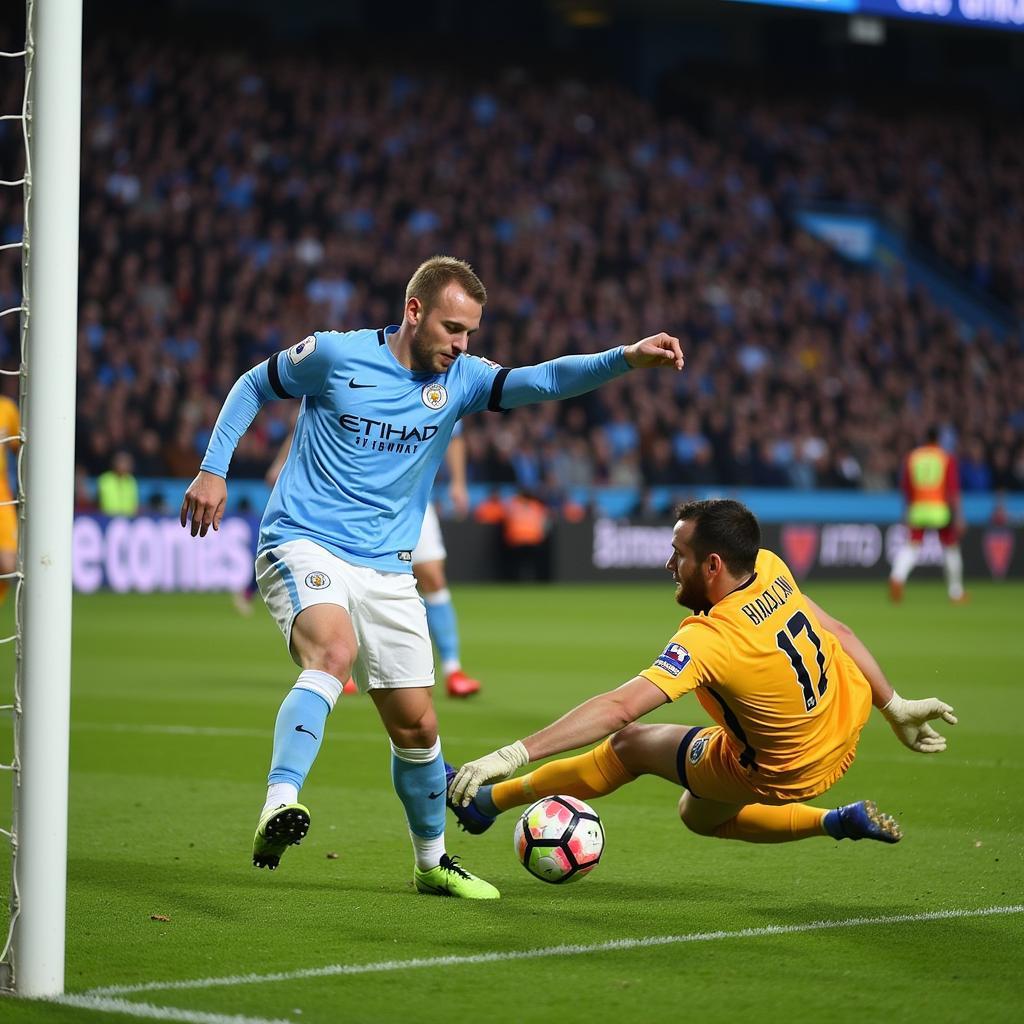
top-left (678, 725), bottom-right (860, 806)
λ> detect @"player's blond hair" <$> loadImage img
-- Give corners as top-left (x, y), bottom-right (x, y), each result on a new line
top-left (405, 255), bottom-right (487, 311)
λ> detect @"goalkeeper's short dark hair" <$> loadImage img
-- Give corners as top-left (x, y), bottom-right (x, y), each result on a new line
top-left (673, 499), bottom-right (760, 577)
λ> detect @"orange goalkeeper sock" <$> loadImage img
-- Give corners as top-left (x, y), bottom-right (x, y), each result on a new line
top-left (712, 803), bottom-right (829, 844)
top-left (491, 738), bottom-right (636, 812)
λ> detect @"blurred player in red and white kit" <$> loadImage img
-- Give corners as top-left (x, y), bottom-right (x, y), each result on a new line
top-left (889, 428), bottom-right (967, 604)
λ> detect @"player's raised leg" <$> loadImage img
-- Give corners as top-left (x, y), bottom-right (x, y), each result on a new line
top-left (450, 722), bottom-right (682, 832)
top-left (678, 730), bottom-right (900, 844)
top-left (372, 686), bottom-right (498, 898)
top-left (680, 792), bottom-right (900, 844)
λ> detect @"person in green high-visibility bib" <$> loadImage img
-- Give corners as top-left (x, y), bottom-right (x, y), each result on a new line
top-left (889, 428), bottom-right (967, 604)
top-left (97, 451), bottom-right (140, 518)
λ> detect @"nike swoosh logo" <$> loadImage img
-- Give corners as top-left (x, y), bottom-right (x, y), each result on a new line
top-left (348, 379), bottom-right (376, 389)
top-left (428, 791), bottom-right (445, 800)
top-left (295, 724), bottom-right (319, 739)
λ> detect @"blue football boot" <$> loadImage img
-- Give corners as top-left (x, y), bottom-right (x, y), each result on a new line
top-left (826, 800), bottom-right (902, 844)
top-left (444, 762), bottom-right (496, 835)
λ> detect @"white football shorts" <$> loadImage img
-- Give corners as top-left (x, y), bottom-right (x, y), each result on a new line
top-left (412, 502), bottom-right (447, 564)
top-left (255, 538), bottom-right (434, 691)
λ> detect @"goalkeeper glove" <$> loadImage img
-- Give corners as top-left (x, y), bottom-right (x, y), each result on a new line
top-left (880, 692), bottom-right (957, 753)
top-left (449, 741), bottom-right (529, 807)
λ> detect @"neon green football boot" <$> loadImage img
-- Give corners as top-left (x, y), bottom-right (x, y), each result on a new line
top-left (252, 803), bottom-right (310, 870)
top-left (414, 854), bottom-right (500, 899)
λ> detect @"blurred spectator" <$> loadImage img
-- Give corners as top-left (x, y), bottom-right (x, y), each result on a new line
top-left (501, 489), bottom-right (551, 582)
top-left (97, 451), bottom-right (139, 516)
top-left (74, 466), bottom-right (98, 513)
top-left (960, 439), bottom-right (993, 492)
top-left (672, 411), bottom-right (711, 473)
top-left (474, 490), bottom-right (506, 525)
top-left (161, 424), bottom-right (202, 479)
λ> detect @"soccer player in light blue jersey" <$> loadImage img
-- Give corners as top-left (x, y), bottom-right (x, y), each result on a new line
top-left (180, 255), bottom-right (683, 899)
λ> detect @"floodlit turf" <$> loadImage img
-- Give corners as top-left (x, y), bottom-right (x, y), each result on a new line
top-left (1, 581), bottom-right (1022, 1023)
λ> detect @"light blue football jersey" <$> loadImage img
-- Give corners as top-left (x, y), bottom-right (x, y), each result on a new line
top-left (201, 325), bottom-right (629, 573)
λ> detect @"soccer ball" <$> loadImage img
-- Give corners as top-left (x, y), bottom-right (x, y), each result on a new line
top-left (513, 795), bottom-right (605, 884)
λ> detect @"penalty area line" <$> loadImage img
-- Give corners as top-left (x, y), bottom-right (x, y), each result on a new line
top-left (86, 903), bottom-right (1023, 998)
top-left (49, 993), bottom-right (290, 1024)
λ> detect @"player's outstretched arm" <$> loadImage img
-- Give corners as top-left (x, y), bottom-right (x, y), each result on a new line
top-left (180, 470), bottom-right (227, 538)
top-left (805, 596), bottom-right (957, 753)
top-left (449, 677), bottom-right (668, 806)
top-left (490, 333), bottom-right (683, 412)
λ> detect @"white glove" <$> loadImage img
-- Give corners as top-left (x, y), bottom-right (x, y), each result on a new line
top-left (449, 741), bottom-right (530, 807)
top-left (880, 692), bottom-right (957, 753)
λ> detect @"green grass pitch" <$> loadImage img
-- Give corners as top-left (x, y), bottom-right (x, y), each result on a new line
top-left (1, 581), bottom-right (1022, 1023)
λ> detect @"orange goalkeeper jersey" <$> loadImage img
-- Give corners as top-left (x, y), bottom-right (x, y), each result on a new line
top-left (639, 548), bottom-right (872, 794)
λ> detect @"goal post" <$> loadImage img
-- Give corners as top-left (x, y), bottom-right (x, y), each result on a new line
top-left (1, 0), bottom-right (82, 999)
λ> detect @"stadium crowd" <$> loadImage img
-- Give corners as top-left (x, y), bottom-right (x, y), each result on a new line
top-left (703, 88), bottom-right (1024, 316)
top-left (0, 34), bottom-right (1021, 501)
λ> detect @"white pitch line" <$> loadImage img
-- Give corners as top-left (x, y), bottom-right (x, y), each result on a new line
top-left (87, 904), bottom-right (1023, 998)
top-left (50, 993), bottom-right (291, 1024)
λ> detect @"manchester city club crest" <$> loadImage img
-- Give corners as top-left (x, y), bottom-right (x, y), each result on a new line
top-left (304, 571), bottom-right (331, 590)
top-left (421, 382), bottom-right (448, 410)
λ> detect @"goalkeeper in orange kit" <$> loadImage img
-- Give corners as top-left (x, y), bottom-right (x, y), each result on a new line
top-left (448, 500), bottom-right (956, 846)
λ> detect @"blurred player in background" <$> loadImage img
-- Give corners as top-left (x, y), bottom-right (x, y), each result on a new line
top-left (181, 255), bottom-right (684, 899)
top-left (449, 499), bottom-right (956, 850)
top-left (246, 421), bottom-right (482, 698)
top-left (410, 425), bottom-right (482, 698)
top-left (0, 393), bottom-right (19, 604)
top-left (889, 428), bottom-right (967, 604)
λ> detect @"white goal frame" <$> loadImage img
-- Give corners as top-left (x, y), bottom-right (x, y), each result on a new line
top-left (0, 0), bottom-right (82, 999)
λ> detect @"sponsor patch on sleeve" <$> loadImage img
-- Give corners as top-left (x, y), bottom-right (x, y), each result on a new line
top-left (287, 335), bottom-right (317, 364)
top-left (653, 642), bottom-right (691, 677)
top-left (479, 357), bottom-right (502, 369)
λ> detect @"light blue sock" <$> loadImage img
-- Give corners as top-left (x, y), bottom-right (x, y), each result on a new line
top-left (474, 785), bottom-right (500, 818)
top-left (423, 588), bottom-right (460, 667)
top-left (391, 738), bottom-right (447, 869)
top-left (267, 670), bottom-right (343, 791)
